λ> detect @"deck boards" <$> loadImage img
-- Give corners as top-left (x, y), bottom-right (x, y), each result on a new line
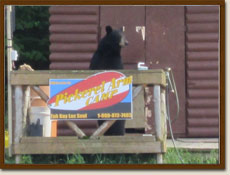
top-left (13, 136), bottom-right (164, 154)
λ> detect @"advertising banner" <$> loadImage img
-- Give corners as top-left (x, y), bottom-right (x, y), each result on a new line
top-left (47, 71), bottom-right (133, 120)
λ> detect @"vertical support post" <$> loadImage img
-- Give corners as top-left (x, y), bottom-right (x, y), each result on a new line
top-left (14, 86), bottom-right (24, 164)
top-left (160, 89), bottom-right (167, 152)
top-left (6, 5), bottom-right (13, 157)
top-left (153, 85), bottom-right (163, 164)
top-left (23, 86), bottom-right (30, 136)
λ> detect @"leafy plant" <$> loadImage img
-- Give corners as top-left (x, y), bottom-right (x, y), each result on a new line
top-left (67, 154), bottom-right (85, 164)
top-left (13, 6), bottom-right (50, 70)
top-left (21, 155), bottom-right (33, 164)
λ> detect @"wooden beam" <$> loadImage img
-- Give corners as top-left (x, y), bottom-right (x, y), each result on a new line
top-left (31, 86), bottom-right (49, 102)
top-left (14, 86), bottom-right (24, 163)
top-left (13, 136), bottom-right (162, 154)
top-left (161, 89), bottom-right (167, 152)
top-left (154, 86), bottom-right (162, 141)
top-left (133, 85), bottom-right (143, 100)
top-left (91, 120), bottom-right (116, 137)
top-left (10, 70), bottom-right (166, 86)
top-left (126, 86), bottom-right (145, 128)
top-left (65, 121), bottom-right (86, 138)
top-left (153, 85), bottom-right (163, 164)
top-left (22, 86), bottom-right (30, 136)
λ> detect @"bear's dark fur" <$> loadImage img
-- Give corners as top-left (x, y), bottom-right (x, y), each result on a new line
top-left (89, 25), bottom-right (128, 70)
top-left (89, 25), bottom-right (128, 136)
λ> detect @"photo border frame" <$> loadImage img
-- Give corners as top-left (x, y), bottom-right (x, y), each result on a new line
top-left (0, 0), bottom-right (225, 170)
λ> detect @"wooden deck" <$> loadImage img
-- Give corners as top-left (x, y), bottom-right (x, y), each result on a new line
top-left (9, 70), bottom-right (168, 164)
top-left (13, 136), bottom-right (165, 155)
top-left (167, 138), bottom-right (219, 151)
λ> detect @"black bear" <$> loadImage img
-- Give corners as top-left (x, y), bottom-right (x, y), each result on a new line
top-left (89, 25), bottom-right (128, 135)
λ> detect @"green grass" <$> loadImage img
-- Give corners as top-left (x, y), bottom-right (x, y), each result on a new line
top-left (163, 148), bottom-right (219, 164)
top-left (4, 148), bottom-right (218, 164)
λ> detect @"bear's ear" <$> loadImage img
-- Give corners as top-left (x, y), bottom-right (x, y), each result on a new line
top-left (106, 26), bottom-right (113, 34)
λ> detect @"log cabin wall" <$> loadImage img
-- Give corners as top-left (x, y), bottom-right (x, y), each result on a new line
top-left (49, 5), bottom-right (220, 138)
top-left (185, 6), bottom-right (219, 137)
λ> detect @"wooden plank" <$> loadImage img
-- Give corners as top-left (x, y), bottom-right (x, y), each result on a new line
top-left (14, 86), bottom-right (24, 142)
top-left (13, 136), bottom-right (162, 154)
top-left (167, 139), bottom-right (219, 151)
top-left (10, 70), bottom-right (166, 86)
top-left (19, 135), bottom-right (156, 142)
top-left (176, 138), bottom-right (219, 143)
top-left (22, 86), bottom-right (30, 136)
top-left (18, 65), bottom-right (32, 137)
top-left (160, 89), bottom-right (167, 152)
top-left (126, 86), bottom-right (145, 128)
top-left (132, 85), bottom-right (143, 100)
top-left (91, 120), bottom-right (116, 137)
top-left (31, 86), bottom-right (49, 102)
top-left (65, 121), bottom-right (86, 138)
top-left (153, 86), bottom-right (167, 163)
top-left (153, 85), bottom-right (163, 164)
top-left (154, 86), bottom-right (161, 141)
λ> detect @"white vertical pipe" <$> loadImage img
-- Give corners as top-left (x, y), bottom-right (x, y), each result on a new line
top-left (6, 5), bottom-right (13, 157)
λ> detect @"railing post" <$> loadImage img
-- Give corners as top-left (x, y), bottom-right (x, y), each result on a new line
top-left (153, 85), bottom-right (163, 164)
top-left (160, 89), bottom-right (167, 152)
top-left (14, 86), bottom-right (24, 163)
top-left (154, 85), bottom-right (167, 164)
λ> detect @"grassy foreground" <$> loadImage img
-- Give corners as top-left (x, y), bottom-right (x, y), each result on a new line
top-left (4, 148), bottom-right (219, 164)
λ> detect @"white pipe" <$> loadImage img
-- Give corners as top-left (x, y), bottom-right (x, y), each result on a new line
top-left (6, 5), bottom-right (13, 157)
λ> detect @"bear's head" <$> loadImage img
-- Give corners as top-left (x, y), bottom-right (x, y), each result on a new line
top-left (105, 25), bottom-right (128, 48)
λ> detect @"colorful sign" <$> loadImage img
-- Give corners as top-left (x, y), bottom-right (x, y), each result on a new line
top-left (47, 71), bottom-right (133, 120)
